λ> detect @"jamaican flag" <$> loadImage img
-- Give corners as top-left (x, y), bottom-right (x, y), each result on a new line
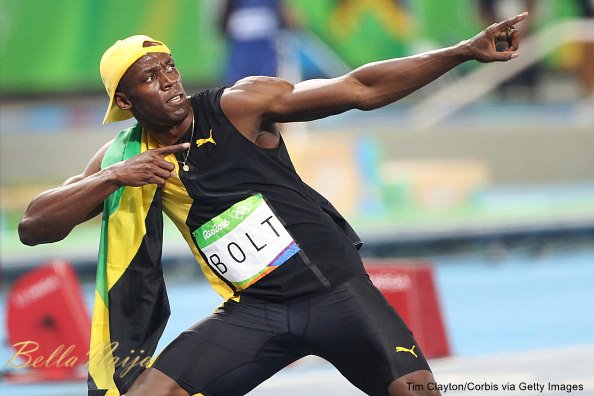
top-left (88, 123), bottom-right (170, 395)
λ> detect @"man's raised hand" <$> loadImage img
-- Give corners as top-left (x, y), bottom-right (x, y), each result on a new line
top-left (465, 12), bottom-right (528, 63)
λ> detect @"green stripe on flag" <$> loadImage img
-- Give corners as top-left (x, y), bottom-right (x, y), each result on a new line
top-left (102, 124), bottom-right (142, 214)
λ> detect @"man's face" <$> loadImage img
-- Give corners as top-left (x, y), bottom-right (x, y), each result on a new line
top-left (116, 52), bottom-right (190, 127)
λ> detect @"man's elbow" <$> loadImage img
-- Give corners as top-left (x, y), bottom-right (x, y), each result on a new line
top-left (356, 95), bottom-right (385, 111)
top-left (352, 85), bottom-right (390, 111)
top-left (18, 217), bottom-right (39, 246)
top-left (18, 217), bottom-right (60, 246)
top-left (349, 76), bottom-right (409, 111)
top-left (356, 99), bottom-right (381, 112)
top-left (355, 87), bottom-right (409, 111)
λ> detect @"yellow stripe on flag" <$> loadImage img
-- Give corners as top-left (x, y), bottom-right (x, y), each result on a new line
top-left (88, 289), bottom-right (117, 393)
top-left (105, 184), bottom-right (156, 291)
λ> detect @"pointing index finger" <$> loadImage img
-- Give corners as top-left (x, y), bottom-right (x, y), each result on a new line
top-left (155, 142), bottom-right (191, 156)
top-left (496, 12), bottom-right (528, 31)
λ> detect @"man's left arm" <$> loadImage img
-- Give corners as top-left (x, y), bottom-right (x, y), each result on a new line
top-left (222, 12), bottom-right (527, 133)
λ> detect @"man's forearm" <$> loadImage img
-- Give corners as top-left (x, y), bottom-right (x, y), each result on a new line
top-left (18, 169), bottom-right (119, 246)
top-left (348, 42), bottom-right (472, 110)
top-left (19, 141), bottom-right (187, 246)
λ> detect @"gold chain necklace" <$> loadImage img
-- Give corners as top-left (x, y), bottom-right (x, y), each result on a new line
top-left (178, 113), bottom-right (195, 172)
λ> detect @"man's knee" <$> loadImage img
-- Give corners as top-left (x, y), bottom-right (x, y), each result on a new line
top-left (388, 370), bottom-right (441, 396)
top-left (125, 368), bottom-right (188, 396)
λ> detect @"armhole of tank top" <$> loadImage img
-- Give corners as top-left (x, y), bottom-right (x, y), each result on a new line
top-left (211, 86), bottom-right (284, 152)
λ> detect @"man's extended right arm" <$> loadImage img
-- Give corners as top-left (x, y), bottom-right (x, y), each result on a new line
top-left (18, 142), bottom-right (189, 246)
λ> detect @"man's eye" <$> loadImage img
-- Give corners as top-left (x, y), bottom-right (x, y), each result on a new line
top-left (146, 75), bottom-right (155, 82)
top-left (166, 65), bottom-right (175, 72)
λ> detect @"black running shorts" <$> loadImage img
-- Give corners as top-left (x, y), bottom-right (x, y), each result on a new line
top-left (152, 275), bottom-right (431, 396)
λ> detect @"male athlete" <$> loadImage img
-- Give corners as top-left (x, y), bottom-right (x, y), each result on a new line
top-left (19, 12), bottom-right (527, 396)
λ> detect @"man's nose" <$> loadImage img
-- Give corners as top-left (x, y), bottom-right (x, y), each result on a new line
top-left (159, 70), bottom-right (177, 89)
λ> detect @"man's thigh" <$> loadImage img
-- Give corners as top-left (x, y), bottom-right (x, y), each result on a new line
top-left (151, 299), bottom-right (306, 396)
top-left (126, 367), bottom-right (189, 396)
top-left (306, 275), bottom-right (433, 396)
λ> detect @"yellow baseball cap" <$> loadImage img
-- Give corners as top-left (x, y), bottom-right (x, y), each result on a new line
top-left (100, 35), bottom-right (171, 124)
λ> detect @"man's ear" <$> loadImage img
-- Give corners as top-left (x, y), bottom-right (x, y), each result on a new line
top-left (114, 92), bottom-right (132, 110)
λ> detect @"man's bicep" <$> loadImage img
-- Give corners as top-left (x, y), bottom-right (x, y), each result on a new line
top-left (222, 76), bottom-right (362, 124)
top-left (269, 76), bottom-right (363, 122)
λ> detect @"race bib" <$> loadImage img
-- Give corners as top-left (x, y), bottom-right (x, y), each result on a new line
top-left (193, 194), bottom-right (300, 290)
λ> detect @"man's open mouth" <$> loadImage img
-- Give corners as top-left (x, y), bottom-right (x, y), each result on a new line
top-left (167, 94), bottom-right (184, 103)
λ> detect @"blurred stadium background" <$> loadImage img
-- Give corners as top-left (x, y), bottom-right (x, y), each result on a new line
top-left (1, 0), bottom-right (593, 395)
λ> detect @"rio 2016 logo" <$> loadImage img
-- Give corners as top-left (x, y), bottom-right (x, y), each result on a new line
top-left (230, 203), bottom-right (252, 220)
top-left (202, 218), bottom-right (230, 240)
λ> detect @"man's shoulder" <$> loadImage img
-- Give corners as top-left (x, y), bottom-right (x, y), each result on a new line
top-left (191, 87), bottom-right (227, 102)
top-left (190, 87), bottom-right (229, 117)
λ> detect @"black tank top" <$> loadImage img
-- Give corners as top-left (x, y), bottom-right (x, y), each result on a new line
top-left (176, 88), bottom-right (365, 301)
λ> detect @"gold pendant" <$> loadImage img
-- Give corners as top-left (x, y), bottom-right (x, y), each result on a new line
top-left (183, 164), bottom-right (190, 172)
